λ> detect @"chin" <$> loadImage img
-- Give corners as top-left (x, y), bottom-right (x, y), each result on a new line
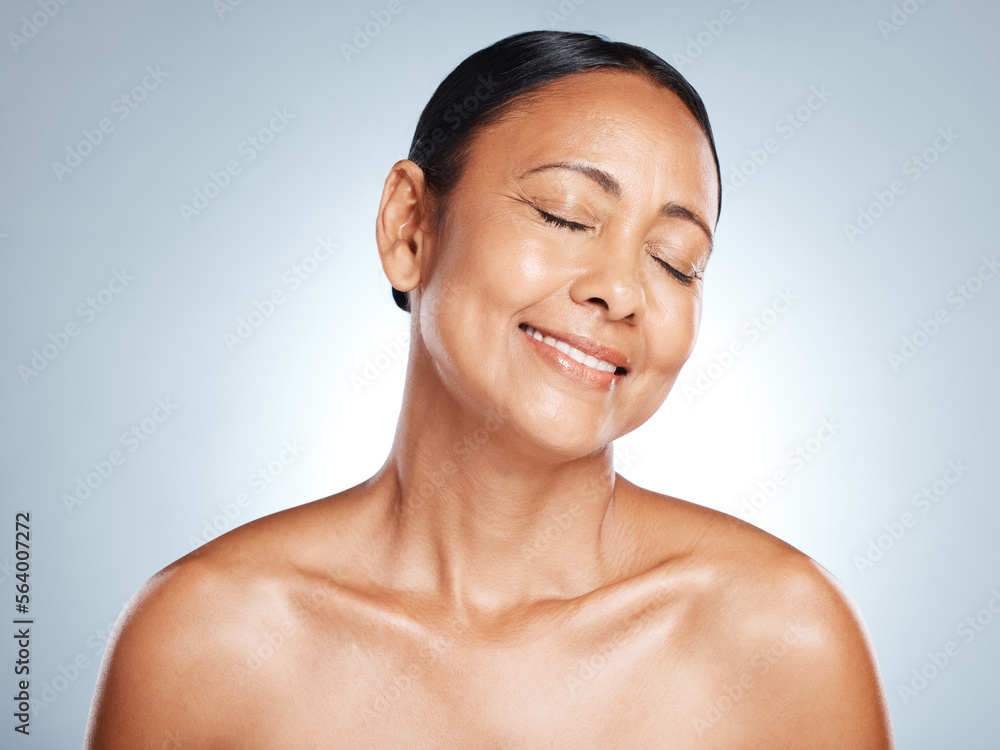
top-left (503, 402), bottom-right (623, 462)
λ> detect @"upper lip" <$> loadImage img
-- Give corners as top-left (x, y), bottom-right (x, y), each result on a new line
top-left (520, 322), bottom-right (631, 372)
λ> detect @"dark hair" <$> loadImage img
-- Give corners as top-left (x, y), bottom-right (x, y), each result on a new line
top-left (392, 29), bottom-right (722, 313)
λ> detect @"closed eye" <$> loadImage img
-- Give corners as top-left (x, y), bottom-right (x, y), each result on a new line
top-left (532, 202), bottom-right (700, 285)
top-left (533, 206), bottom-right (591, 232)
top-left (652, 254), bottom-right (700, 286)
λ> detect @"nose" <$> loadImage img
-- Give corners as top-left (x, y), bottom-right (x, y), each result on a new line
top-left (568, 237), bottom-right (646, 322)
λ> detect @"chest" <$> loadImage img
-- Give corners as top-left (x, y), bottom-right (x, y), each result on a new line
top-left (230, 623), bottom-right (758, 749)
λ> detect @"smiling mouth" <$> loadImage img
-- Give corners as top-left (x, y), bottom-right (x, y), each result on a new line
top-left (519, 323), bottom-right (628, 376)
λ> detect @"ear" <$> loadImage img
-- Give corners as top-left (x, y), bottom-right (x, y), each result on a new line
top-left (375, 159), bottom-right (435, 301)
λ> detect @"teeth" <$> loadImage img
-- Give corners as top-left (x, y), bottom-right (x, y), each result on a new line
top-left (522, 325), bottom-right (620, 374)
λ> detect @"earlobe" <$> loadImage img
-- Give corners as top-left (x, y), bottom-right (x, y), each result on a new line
top-left (375, 159), bottom-right (433, 296)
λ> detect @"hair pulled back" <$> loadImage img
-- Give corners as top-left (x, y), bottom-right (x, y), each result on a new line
top-left (393, 30), bottom-right (721, 313)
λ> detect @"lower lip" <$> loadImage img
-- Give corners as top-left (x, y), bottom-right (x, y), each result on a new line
top-left (519, 326), bottom-right (622, 390)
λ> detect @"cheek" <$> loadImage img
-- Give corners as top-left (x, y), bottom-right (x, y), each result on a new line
top-left (515, 246), bottom-right (549, 285)
top-left (649, 292), bottom-right (702, 376)
top-left (446, 220), bottom-right (555, 316)
top-left (682, 294), bottom-right (703, 357)
top-left (418, 225), bottom-right (539, 376)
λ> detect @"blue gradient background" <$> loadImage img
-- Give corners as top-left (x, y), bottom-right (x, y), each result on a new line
top-left (1, 0), bottom-right (997, 746)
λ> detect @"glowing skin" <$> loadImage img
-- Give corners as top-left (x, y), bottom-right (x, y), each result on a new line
top-left (85, 70), bottom-right (893, 749)
top-left (406, 83), bottom-right (714, 463)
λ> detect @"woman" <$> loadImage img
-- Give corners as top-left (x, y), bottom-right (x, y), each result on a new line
top-left (86, 31), bottom-right (893, 748)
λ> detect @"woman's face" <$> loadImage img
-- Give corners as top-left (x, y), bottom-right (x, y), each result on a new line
top-left (414, 69), bottom-right (719, 457)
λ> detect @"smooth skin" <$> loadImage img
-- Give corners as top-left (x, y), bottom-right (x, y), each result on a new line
top-left (85, 69), bottom-right (894, 748)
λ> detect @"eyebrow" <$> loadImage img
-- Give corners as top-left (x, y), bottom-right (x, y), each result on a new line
top-left (519, 161), bottom-right (714, 251)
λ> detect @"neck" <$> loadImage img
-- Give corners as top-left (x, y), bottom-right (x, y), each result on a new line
top-left (365, 346), bottom-right (625, 618)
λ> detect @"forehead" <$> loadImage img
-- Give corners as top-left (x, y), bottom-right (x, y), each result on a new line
top-left (460, 69), bottom-right (718, 222)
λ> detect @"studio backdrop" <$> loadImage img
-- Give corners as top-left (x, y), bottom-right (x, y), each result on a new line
top-left (1, 0), bottom-right (997, 747)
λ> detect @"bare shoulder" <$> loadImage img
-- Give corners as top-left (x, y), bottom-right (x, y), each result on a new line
top-left (84, 545), bottom-right (267, 747)
top-left (615, 476), bottom-right (895, 748)
top-left (84, 491), bottom-right (360, 749)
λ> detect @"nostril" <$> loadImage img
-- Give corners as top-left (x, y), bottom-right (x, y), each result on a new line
top-left (587, 297), bottom-right (610, 311)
